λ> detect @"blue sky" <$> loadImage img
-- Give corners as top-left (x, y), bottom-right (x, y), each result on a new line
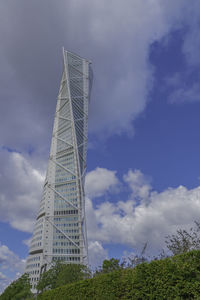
top-left (1, 0), bottom-right (200, 292)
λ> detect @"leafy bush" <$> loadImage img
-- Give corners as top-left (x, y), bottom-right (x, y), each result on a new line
top-left (37, 250), bottom-right (200, 299)
top-left (0, 273), bottom-right (32, 300)
top-left (165, 221), bottom-right (200, 255)
top-left (37, 262), bottom-right (90, 293)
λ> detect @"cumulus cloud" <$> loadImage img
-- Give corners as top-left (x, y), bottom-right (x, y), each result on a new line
top-left (0, 273), bottom-right (7, 281)
top-left (0, 244), bottom-right (25, 293)
top-left (1, 0), bottom-right (200, 274)
top-left (165, 71), bottom-right (200, 104)
top-left (1, 0), bottom-right (200, 153)
top-left (88, 241), bottom-right (108, 270)
top-left (157, 2), bottom-right (200, 104)
top-left (169, 83), bottom-right (200, 103)
top-left (0, 273), bottom-right (8, 295)
top-left (1, 157), bottom-right (200, 266)
top-left (86, 168), bottom-right (200, 255)
top-left (123, 169), bottom-right (152, 202)
top-left (181, 3), bottom-right (200, 67)
top-left (0, 244), bottom-right (25, 273)
top-left (0, 149), bottom-right (45, 232)
top-left (159, 0), bottom-right (200, 68)
top-left (85, 167), bottom-right (119, 198)
top-left (22, 238), bottom-right (32, 248)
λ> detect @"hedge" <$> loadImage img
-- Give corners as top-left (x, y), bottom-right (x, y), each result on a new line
top-left (37, 250), bottom-right (200, 299)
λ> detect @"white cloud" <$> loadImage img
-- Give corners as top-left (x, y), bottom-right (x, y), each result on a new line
top-left (1, 0), bottom-right (198, 149)
top-left (0, 150), bottom-right (45, 232)
top-left (181, 2), bottom-right (200, 67)
top-left (78, 0), bottom-right (200, 135)
top-left (86, 0), bottom-right (172, 136)
top-left (85, 167), bottom-right (119, 198)
top-left (0, 244), bottom-right (25, 293)
top-left (22, 238), bottom-right (32, 248)
top-left (0, 244), bottom-right (25, 273)
top-left (123, 169), bottom-right (152, 202)
top-left (169, 83), bottom-right (200, 103)
top-left (0, 272), bottom-right (7, 281)
top-left (159, 1), bottom-right (200, 104)
top-left (86, 168), bottom-right (200, 256)
top-left (1, 151), bottom-right (200, 264)
top-left (88, 241), bottom-right (108, 270)
top-left (165, 72), bottom-right (200, 103)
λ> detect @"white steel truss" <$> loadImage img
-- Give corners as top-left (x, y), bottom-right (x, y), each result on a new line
top-left (25, 49), bottom-right (92, 290)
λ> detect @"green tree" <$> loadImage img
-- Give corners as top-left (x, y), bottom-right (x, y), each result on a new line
top-left (55, 263), bottom-right (91, 287)
top-left (37, 251), bottom-right (200, 300)
top-left (0, 273), bottom-right (32, 300)
top-left (102, 258), bottom-right (121, 273)
top-left (165, 221), bottom-right (200, 255)
top-left (37, 262), bottom-right (90, 293)
top-left (126, 242), bottom-right (148, 267)
top-left (36, 265), bottom-right (57, 293)
top-left (94, 258), bottom-right (122, 276)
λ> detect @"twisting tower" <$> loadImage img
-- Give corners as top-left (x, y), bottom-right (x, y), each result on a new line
top-left (25, 49), bottom-right (92, 289)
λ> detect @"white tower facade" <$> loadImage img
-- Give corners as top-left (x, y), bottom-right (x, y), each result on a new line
top-left (25, 49), bottom-right (92, 289)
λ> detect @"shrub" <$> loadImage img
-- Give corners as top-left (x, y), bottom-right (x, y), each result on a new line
top-left (37, 250), bottom-right (200, 299)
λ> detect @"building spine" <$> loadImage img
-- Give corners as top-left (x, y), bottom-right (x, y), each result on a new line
top-left (25, 49), bottom-right (92, 289)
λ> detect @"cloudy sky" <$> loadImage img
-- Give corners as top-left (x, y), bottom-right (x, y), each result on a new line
top-left (1, 0), bottom-right (200, 292)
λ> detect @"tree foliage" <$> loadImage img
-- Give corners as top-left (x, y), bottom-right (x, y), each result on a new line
top-left (94, 258), bottom-right (122, 276)
top-left (95, 244), bottom-right (148, 277)
top-left (0, 273), bottom-right (32, 300)
top-left (37, 262), bottom-right (91, 293)
top-left (102, 258), bottom-right (121, 273)
top-left (126, 242), bottom-right (148, 268)
top-left (37, 250), bottom-right (200, 299)
top-left (165, 221), bottom-right (200, 255)
top-left (3, 223), bottom-right (200, 299)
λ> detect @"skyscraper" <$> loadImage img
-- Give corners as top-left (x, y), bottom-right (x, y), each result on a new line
top-left (25, 49), bottom-right (92, 289)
